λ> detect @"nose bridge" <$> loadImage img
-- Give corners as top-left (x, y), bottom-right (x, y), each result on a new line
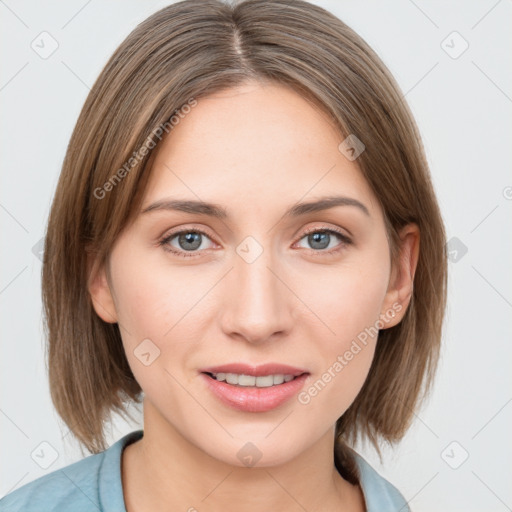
top-left (220, 237), bottom-right (291, 342)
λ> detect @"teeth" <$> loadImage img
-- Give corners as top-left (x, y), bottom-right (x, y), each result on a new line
top-left (211, 372), bottom-right (297, 387)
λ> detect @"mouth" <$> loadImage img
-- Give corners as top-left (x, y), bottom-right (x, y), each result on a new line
top-left (199, 366), bottom-right (310, 413)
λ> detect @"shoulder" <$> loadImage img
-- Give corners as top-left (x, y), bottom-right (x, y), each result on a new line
top-left (351, 452), bottom-right (411, 512)
top-left (0, 430), bottom-right (143, 512)
top-left (0, 450), bottom-right (106, 512)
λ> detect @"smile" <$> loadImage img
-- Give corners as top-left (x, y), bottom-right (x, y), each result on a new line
top-left (206, 372), bottom-right (298, 387)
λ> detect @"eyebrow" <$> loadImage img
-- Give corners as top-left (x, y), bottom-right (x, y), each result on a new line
top-left (141, 195), bottom-right (370, 218)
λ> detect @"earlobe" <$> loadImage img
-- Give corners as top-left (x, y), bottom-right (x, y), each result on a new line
top-left (87, 252), bottom-right (118, 324)
top-left (380, 223), bottom-right (420, 329)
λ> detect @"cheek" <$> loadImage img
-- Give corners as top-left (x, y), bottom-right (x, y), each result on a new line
top-left (298, 286), bottom-right (380, 422)
top-left (109, 249), bottom-right (211, 382)
top-left (294, 252), bottom-right (389, 415)
top-left (298, 246), bottom-right (390, 341)
top-left (110, 244), bottom-right (201, 339)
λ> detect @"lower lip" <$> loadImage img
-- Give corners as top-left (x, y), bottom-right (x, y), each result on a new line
top-left (200, 372), bottom-right (309, 413)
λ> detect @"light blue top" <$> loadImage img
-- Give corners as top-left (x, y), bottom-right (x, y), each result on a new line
top-left (0, 430), bottom-right (410, 511)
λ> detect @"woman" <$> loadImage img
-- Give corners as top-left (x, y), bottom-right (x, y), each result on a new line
top-left (0, 0), bottom-right (447, 510)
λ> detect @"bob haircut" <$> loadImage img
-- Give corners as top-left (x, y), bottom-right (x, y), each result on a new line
top-left (42, 0), bottom-right (448, 466)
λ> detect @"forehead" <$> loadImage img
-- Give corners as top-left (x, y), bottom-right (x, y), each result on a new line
top-left (141, 83), bottom-right (380, 221)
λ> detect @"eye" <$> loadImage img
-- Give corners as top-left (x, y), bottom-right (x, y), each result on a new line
top-left (294, 226), bottom-right (352, 255)
top-left (158, 225), bottom-right (352, 259)
top-left (158, 228), bottom-right (216, 258)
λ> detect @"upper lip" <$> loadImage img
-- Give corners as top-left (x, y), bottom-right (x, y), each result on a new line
top-left (200, 363), bottom-right (309, 377)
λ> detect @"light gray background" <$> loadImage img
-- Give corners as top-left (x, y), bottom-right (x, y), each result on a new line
top-left (1, 1), bottom-right (511, 510)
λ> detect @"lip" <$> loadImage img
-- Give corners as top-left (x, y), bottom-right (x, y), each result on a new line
top-left (200, 370), bottom-right (310, 413)
top-left (199, 362), bottom-right (308, 377)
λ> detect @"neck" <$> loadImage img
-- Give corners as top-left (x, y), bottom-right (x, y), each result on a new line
top-left (121, 399), bottom-right (365, 512)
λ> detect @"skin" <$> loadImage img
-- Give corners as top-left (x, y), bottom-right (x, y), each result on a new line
top-left (89, 81), bottom-right (419, 512)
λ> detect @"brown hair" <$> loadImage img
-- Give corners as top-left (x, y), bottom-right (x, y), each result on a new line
top-left (42, 0), bottom-right (448, 475)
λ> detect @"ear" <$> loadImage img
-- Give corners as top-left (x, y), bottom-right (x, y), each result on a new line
top-left (379, 223), bottom-right (420, 329)
top-left (87, 251), bottom-right (118, 324)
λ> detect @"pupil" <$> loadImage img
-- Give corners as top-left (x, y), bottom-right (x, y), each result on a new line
top-left (179, 232), bottom-right (201, 250)
top-left (310, 232), bottom-right (329, 250)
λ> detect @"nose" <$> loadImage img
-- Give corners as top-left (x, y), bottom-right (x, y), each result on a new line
top-left (218, 246), bottom-right (295, 345)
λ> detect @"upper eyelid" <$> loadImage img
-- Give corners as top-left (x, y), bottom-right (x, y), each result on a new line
top-left (161, 223), bottom-right (350, 237)
top-left (300, 225), bottom-right (350, 238)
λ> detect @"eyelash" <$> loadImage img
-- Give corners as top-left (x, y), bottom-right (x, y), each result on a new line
top-left (158, 225), bottom-right (352, 259)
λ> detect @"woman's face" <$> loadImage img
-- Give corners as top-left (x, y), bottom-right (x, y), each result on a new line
top-left (90, 81), bottom-right (416, 467)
